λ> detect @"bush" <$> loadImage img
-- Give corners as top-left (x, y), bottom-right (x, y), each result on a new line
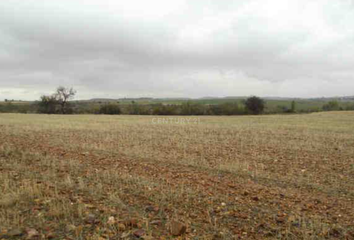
top-left (291, 101), bottom-right (296, 113)
top-left (98, 104), bottom-right (121, 115)
top-left (244, 96), bottom-right (265, 114)
top-left (209, 103), bottom-right (244, 115)
top-left (126, 103), bottom-right (152, 115)
top-left (345, 104), bottom-right (354, 111)
top-left (180, 102), bottom-right (207, 115)
top-left (276, 105), bottom-right (290, 113)
top-left (152, 104), bottom-right (179, 115)
top-left (323, 101), bottom-right (339, 111)
top-left (37, 95), bottom-right (59, 114)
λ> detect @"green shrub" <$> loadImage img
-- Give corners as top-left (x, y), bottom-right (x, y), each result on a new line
top-left (323, 101), bottom-right (340, 111)
top-left (245, 96), bottom-right (265, 114)
top-left (98, 104), bottom-right (121, 115)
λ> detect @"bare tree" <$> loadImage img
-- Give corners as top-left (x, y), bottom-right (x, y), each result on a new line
top-left (55, 86), bottom-right (76, 114)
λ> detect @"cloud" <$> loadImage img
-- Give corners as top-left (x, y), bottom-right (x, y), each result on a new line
top-left (0, 0), bottom-right (354, 100)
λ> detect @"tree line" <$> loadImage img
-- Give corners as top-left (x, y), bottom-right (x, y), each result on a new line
top-left (35, 87), bottom-right (266, 115)
top-left (1, 86), bottom-right (353, 115)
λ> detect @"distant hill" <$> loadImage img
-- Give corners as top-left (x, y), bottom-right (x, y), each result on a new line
top-left (87, 97), bottom-right (191, 102)
top-left (84, 96), bottom-right (354, 103)
top-left (310, 96), bottom-right (354, 102)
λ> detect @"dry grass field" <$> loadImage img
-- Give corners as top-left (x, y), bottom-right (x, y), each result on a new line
top-left (1, 112), bottom-right (354, 239)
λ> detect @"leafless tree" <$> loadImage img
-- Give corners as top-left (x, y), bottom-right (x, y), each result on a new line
top-left (55, 86), bottom-right (76, 114)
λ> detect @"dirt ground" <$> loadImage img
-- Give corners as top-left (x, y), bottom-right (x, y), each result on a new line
top-left (0, 112), bottom-right (353, 239)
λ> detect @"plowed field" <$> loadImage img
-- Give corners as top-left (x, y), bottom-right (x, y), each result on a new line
top-left (1, 112), bottom-right (354, 239)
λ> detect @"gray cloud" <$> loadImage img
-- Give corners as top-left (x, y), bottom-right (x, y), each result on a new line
top-left (1, 0), bottom-right (354, 100)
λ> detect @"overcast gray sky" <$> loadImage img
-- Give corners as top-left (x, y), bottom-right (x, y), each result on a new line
top-left (1, 0), bottom-right (354, 100)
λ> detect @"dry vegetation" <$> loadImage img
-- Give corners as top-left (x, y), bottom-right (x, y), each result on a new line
top-left (0, 112), bottom-right (354, 239)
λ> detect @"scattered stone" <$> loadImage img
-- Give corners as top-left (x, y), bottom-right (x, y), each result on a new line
top-left (150, 220), bottom-right (162, 226)
top-left (65, 224), bottom-right (76, 232)
top-left (86, 214), bottom-right (95, 223)
top-left (120, 232), bottom-right (131, 238)
top-left (252, 196), bottom-right (260, 201)
top-left (26, 229), bottom-right (39, 239)
top-left (123, 219), bottom-right (138, 227)
top-left (133, 229), bottom-right (146, 238)
top-left (107, 216), bottom-right (115, 225)
top-left (7, 228), bottom-right (24, 237)
top-left (170, 220), bottom-right (186, 236)
top-left (142, 237), bottom-right (154, 240)
top-left (118, 223), bottom-right (126, 231)
top-left (85, 214), bottom-right (99, 224)
top-left (145, 205), bottom-right (159, 213)
top-left (46, 232), bottom-right (56, 239)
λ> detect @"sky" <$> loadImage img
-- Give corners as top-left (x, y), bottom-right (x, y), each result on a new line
top-left (0, 0), bottom-right (354, 100)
